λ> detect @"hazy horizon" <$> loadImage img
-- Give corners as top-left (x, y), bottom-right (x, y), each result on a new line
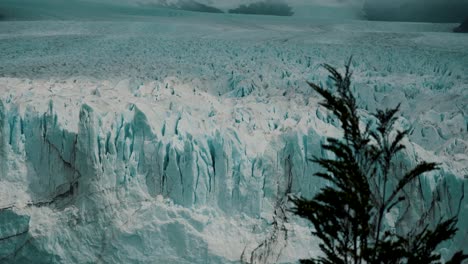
top-left (0, 0), bottom-right (466, 22)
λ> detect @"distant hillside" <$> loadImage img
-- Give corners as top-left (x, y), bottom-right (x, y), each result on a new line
top-left (228, 1), bottom-right (293, 16)
top-left (454, 17), bottom-right (468, 32)
top-left (364, 0), bottom-right (468, 23)
top-left (158, 0), bottom-right (223, 14)
top-left (0, 0), bottom-right (223, 20)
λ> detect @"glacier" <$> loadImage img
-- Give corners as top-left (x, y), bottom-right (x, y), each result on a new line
top-left (0, 8), bottom-right (467, 264)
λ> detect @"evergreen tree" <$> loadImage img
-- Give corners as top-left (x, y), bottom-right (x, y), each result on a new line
top-left (292, 59), bottom-right (467, 264)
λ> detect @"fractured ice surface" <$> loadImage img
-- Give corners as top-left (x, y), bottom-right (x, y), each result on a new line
top-left (0, 12), bottom-right (467, 263)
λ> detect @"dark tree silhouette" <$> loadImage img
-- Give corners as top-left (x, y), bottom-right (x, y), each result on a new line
top-left (292, 59), bottom-right (467, 264)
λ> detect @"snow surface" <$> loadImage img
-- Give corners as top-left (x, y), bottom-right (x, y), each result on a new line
top-left (0, 9), bottom-right (467, 263)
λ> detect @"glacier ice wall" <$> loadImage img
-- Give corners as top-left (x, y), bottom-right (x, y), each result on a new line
top-left (0, 79), bottom-right (330, 263)
top-left (0, 16), bottom-right (467, 263)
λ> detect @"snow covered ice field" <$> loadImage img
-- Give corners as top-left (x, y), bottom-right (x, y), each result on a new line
top-left (0, 6), bottom-right (467, 263)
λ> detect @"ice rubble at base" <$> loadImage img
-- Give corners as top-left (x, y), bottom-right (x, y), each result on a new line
top-left (0, 16), bottom-right (467, 263)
